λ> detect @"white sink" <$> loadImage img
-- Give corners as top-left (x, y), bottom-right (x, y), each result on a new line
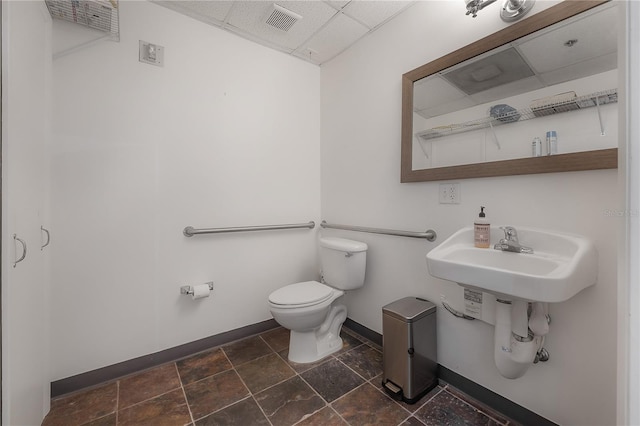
top-left (426, 226), bottom-right (598, 302)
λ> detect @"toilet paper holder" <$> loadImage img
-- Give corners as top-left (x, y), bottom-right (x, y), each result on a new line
top-left (180, 282), bottom-right (214, 295)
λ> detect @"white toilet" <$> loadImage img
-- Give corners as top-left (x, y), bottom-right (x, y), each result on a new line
top-left (268, 237), bottom-right (367, 363)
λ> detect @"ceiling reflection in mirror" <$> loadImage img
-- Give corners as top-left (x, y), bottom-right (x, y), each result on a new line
top-left (411, 2), bottom-right (617, 171)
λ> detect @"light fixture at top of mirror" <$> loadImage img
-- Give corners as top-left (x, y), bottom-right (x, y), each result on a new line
top-left (464, 0), bottom-right (536, 22)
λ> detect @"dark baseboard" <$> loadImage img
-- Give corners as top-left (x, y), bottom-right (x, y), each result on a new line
top-left (344, 317), bottom-right (382, 346)
top-left (51, 319), bottom-right (279, 398)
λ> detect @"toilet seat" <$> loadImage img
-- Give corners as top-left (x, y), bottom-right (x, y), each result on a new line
top-left (268, 281), bottom-right (334, 309)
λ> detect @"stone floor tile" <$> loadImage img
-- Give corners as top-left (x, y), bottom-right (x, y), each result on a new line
top-left (295, 406), bottom-right (348, 426)
top-left (117, 389), bottom-right (191, 426)
top-left (414, 389), bottom-right (503, 426)
top-left (194, 397), bottom-right (269, 426)
top-left (81, 413), bottom-right (117, 426)
top-left (235, 352), bottom-right (296, 393)
top-left (400, 416), bottom-right (427, 426)
top-left (332, 382), bottom-right (410, 426)
top-left (176, 348), bottom-right (232, 385)
top-left (254, 376), bottom-right (325, 426)
top-left (119, 363), bottom-right (181, 409)
top-left (222, 335), bottom-right (273, 366)
top-left (300, 358), bottom-right (364, 403)
top-left (43, 382), bottom-right (117, 426)
top-left (261, 327), bottom-right (290, 352)
top-left (184, 369), bottom-right (249, 420)
top-left (338, 344), bottom-right (383, 380)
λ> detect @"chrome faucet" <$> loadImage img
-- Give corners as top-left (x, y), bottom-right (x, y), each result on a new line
top-left (494, 226), bottom-right (534, 254)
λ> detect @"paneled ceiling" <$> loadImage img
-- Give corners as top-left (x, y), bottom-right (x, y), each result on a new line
top-left (152, 1), bottom-right (415, 65)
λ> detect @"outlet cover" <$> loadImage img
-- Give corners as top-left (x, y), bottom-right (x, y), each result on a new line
top-left (439, 183), bottom-right (460, 204)
top-left (139, 40), bottom-right (164, 67)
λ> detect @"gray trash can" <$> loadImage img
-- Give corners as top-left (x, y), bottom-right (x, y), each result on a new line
top-left (382, 297), bottom-right (437, 404)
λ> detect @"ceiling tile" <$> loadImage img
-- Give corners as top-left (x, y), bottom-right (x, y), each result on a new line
top-left (297, 12), bottom-right (368, 64)
top-left (537, 52), bottom-right (617, 86)
top-left (226, 1), bottom-right (338, 51)
top-left (517, 5), bottom-right (617, 74)
top-left (324, 0), bottom-right (349, 11)
top-left (342, 1), bottom-right (412, 29)
top-left (414, 76), bottom-right (467, 112)
top-left (153, 1), bottom-right (234, 25)
top-left (416, 97), bottom-right (477, 120)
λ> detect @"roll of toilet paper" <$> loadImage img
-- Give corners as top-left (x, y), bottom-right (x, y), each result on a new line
top-left (192, 284), bottom-right (210, 300)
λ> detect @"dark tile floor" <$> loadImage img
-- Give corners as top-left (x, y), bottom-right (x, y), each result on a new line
top-left (42, 327), bottom-right (516, 426)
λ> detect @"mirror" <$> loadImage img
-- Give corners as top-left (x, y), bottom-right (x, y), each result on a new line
top-left (401, 0), bottom-right (618, 182)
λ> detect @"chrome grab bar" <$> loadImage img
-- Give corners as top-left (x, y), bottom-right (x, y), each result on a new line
top-left (184, 221), bottom-right (316, 237)
top-left (321, 221), bottom-right (436, 241)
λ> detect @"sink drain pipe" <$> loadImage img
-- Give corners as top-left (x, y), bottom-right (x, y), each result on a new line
top-left (494, 299), bottom-right (547, 379)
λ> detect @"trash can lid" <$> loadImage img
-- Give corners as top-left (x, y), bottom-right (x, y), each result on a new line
top-left (382, 297), bottom-right (436, 322)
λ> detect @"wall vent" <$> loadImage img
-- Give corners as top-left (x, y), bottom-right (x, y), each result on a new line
top-left (264, 4), bottom-right (302, 32)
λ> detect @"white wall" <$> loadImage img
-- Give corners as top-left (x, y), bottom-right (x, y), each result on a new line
top-left (321, 2), bottom-right (618, 425)
top-left (50, 1), bottom-right (321, 380)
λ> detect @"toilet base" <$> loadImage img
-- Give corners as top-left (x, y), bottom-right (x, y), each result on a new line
top-left (287, 304), bottom-right (347, 363)
top-left (288, 330), bottom-right (343, 363)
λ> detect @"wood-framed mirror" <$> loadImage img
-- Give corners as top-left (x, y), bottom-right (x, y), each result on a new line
top-left (401, 0), bottom-right (618, 183)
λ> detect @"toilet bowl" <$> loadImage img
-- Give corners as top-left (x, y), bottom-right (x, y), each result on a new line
top-left (269, 281), bottom-right (346, 363)
top-left (268, 237), bottom-right (367, 364)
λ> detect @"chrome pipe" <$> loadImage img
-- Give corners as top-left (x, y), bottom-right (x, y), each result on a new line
top-left (321, 221), bottom-right (436, 242)
top-left (183, 221), bottom-right (315, 237)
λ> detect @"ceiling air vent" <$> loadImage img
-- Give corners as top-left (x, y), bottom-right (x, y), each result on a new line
top-left (264, 4), bottom-right (302, 32)
top-left (45, 0), bottom-right (119, 40)
top-left (45, 0), bottom-right (120, 41)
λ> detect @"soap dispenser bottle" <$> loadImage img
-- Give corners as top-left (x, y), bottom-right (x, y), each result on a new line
top-left (474, 206), bottom-right (490, 248)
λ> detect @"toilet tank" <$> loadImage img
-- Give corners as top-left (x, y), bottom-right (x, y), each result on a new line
top-left (320, 237), bottom-right (367, 290)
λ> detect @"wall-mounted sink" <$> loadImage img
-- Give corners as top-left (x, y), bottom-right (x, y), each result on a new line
top-left (426, 226), bottom-right (598, 302)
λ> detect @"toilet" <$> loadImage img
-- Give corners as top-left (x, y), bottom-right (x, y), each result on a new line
top-left (268, 237), bottom-right (367, 363)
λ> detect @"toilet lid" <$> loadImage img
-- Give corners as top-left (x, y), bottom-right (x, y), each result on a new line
top-left (269, 281), bottom-right (333, 307)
